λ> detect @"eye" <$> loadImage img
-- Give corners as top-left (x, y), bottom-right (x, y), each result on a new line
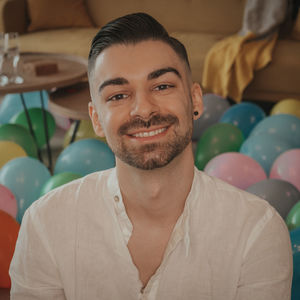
top-left (107, 93), bottom-right (129, 102)
top-left (154, 84), bottom-right (175, 91)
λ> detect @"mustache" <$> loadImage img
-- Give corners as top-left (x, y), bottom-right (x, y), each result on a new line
top-left (119, 114), bottom-right (179, 135)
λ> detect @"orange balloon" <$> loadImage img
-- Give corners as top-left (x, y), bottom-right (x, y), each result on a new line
top-left (0, 210), bottom-right (20, 288)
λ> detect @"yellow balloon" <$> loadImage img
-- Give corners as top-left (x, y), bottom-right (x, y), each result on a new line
top-left (0, 141), bottom-right (27, 168)
top-left (63, 120), bottom-right (106, 148)
top-left (270, 98), bottom-right (300, 118)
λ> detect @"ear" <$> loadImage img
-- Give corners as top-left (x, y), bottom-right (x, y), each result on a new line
top-left (88, 101), bottom-right (105, 137)
top-left (191, 82), bottom-right (203, 120)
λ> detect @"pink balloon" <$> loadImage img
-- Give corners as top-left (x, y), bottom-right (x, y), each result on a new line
top-left (204, 152), bottom-right (267, 190)
top-left (270, 149), bottom-right (300, 192)
top-left (0, 184), bottom-right (17, 218)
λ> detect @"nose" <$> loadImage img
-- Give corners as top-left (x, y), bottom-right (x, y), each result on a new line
top-left (130, 91), bottom-right (159, 120)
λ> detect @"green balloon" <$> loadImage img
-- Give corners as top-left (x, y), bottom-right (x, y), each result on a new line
top-left (195, 123), bottom-right (244, 170)
top-left (286, 201), bottom-right (300, 231)
top-left (40, 172), bottom-right (82, 196)
top-left (0, 123), bottom-right (38, 157)
top-left (10, 107), bottom-right (56, 148)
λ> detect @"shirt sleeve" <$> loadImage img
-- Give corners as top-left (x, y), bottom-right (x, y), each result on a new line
top-left (9, 206), bottom-right (66, 300)
top-left (235, 207), bottom-right (293, 300)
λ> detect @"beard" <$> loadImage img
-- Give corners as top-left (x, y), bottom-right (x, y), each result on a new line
top-left (109, 113), bottom-right (193, 170)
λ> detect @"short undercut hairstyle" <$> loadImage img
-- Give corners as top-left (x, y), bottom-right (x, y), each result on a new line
top-left (88, 12), bottom-right (190, 77)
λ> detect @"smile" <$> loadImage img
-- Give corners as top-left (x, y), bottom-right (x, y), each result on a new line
top-left (131, 127), bottom-right (167, 138)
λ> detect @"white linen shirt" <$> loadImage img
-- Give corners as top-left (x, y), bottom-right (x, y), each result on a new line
top-left (9, 167), bottom-right (293, 300)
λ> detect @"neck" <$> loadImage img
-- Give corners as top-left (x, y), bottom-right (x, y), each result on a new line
top-left (116, 143), bottom-right (195, 224)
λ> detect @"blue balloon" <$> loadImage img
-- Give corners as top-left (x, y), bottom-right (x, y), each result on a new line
top-left (0, 157), bottom-right (51, 223)
top-left (240, 135), bottom-right (293, 175)
top-left (290, 228), bottom-right (300, 300)
top-left (219, 102), bottom-right (266, 138)
top-left (54, 138), bottom-right (115, 176)
top-left (192, 93), bottom-right (230, 141)
top-left (250, 114), bottom-right (300, 148)
top-left (0, 90), bottom-right (49, 124)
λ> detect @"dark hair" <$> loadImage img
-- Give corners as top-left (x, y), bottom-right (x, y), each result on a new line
top-left (88, 12), bottom-right (190, 76)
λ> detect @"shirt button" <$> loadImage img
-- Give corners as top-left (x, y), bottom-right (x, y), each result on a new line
top-left (114, 195), bottom-right (120, 203)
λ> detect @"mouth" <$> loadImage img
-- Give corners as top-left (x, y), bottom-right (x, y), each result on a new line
top-left (131, 127), bottom-right (167, 138)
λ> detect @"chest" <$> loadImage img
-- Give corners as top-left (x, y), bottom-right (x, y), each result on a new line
top-left (127, 225), bottom-right (173, 287)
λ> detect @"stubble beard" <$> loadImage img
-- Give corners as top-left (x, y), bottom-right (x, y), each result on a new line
top-left (109, 114), bottom-right (193, 170)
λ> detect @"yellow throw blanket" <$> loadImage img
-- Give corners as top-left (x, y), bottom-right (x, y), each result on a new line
top-left (202, 31), bottom-right (278, 102)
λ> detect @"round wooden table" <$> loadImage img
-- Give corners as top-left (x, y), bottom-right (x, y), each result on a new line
top-left (0, 52), bottom-right (88, 94)
top-left (0, 52), bottom-right (88, 172)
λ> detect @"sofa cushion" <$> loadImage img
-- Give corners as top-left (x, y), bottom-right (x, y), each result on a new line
top-left (19, 28), bottom-right (99, 58)
top-left (27, 0), bottom-right (94, 32)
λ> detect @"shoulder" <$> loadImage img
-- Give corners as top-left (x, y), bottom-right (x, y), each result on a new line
top-left (25, 168), bottom-right (115, 225)
top-left (192, 168), bottom-right (287, 235)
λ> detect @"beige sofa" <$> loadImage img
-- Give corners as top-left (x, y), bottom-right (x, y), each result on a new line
top-left (0, 0), bottom-right (299, 103)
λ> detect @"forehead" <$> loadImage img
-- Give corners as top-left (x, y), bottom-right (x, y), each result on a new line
top-left (92, 40), bottom-right (188, 82)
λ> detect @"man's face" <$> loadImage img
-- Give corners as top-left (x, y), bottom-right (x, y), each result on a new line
top-left (89, 40), bottom-right (202, 170)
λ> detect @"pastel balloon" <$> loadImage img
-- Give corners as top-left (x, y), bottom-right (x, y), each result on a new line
top-left (0, 210), bottom-right (20, 288)
top-left (246, 179), bottom-right (300, 219)
top-left (0, 184), bottom-right (17, 218)
top-left (0, 90), bottom-right (48, 124)
top-left (270, 149), bottom-right (300, 192)
top-left (0, 157), bottom-right (51, 223)
top-left (270, 98), bottom-right (300, 118)
top-left (250, 114), bottom-right (300, 148)
top-left (192, 93), bottom-right (230, 141)
top-left (195, 123), bottom-right (244, 170)
top-left (63, 120), bottom-right (106, 148)
top-left (40, 172), bottom-right (82, 196)
top-left (10, 107), bottom-right (56, 148)
top-left (54, 139), bottom-right (115, 176)
top-left (286, 202), bottom-right (300, 231)
top-left (219, 102), bottom-right (266, 138)
top-left (52, 113), bottom-right (71, 131)
top-left (0, 124), bottom-right (38, 157)
top-left (240, 135), bottom-right (292, 175)
top-left (0, 140), bottom-right (27, 168)
top-left (204, 152), bottom-right (267, 190)
top-left (290, 228), bottom-right (300, 300)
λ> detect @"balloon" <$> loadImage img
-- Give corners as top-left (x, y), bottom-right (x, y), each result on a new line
top-left (192, 93), bottom-right (230, 141)
top-left (250, 114), bottom-right (300, 148)
top-left (0, 157), bottom-right (51, 223)
top-left (0, 140), bottom-right (27, 168)
top-left (204, 152), bottom-right (267, 190)
top-left (195, 123), bottom-right (244, 170)
top-left (270, 149), bottom-right (300, 192)
top-left (286, 202), bottom-right (300, 231)
top-left (246, 179), bottom-right (300, 219)
top-left (54, 138), bottom-right (115, 176)
top-left (0, 123), bottom-right (38, 157)
top-left (40, 172), bottom-right (82, 196)
top-left (0, 210), bottom-right (20, 288)
top-left (0, 184), bottom-right (17, 218)
top-left (63, 119), bottom-right (106, 148)
top-left (290, 228), bottom-right (300, 300)
top-left (0, 90), bottom-right (48, 124)
top-left (219, 102), bottom-right (266, 138)
top-left (270, 98), bottom-right (300, 118)
top-left (10, 107), bottom-right (56, 148)
top-left (240, 135), bottom-right (293, 175)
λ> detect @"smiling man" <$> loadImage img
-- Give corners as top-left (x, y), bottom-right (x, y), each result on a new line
top-left (10, 13), bottom-right (292, 300)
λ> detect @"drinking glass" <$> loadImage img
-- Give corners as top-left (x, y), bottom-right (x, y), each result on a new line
top-left (0, 32), bottom-right (8, 86)
top-left (4, 32), bottom-right (24, 84)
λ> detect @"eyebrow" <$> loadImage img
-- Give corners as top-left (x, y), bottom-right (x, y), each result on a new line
top-left (98, 77), bottom-right (129, 93)
top-left (148, 67), bottom-right (182, 80)
top-left (98, 67), bottom-right (181, 94)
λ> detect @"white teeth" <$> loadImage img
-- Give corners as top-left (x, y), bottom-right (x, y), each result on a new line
top-left (132, 127), bottom-right (166, 138)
